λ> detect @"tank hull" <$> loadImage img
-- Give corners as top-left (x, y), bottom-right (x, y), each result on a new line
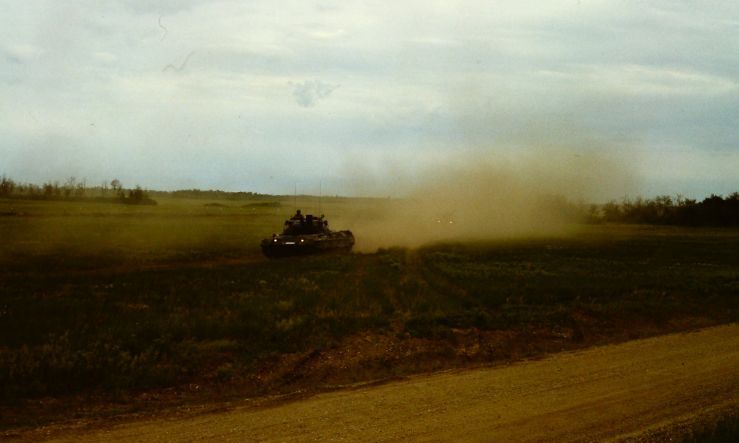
top-left (261, 231), bottom-right (355, 258)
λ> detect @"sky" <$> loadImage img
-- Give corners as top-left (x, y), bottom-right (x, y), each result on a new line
top-left (1, 0), bottom-right (737, 200)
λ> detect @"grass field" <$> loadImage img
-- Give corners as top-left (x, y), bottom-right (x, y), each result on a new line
top-left (1, 196), bottom-right (737, 429)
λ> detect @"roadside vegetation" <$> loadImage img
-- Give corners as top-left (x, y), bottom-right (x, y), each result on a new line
top-left (643, 408), bottom-right (739, 443)
top-left (1, 191), bottom-right (737, 430)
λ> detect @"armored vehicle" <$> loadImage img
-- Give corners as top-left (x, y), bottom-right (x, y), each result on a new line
top-left (261, 211), bottom-right (354, 258)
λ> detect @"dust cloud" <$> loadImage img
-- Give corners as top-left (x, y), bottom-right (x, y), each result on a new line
top-left (338, 147), bottom-right (638, 252)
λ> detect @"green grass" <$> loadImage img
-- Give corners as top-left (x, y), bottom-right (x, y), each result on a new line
top-left (1, 196), bottom-right (737, 426)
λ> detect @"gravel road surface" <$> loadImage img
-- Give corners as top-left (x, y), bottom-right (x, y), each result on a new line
top-left (38, 323), bottom-right (739, 442)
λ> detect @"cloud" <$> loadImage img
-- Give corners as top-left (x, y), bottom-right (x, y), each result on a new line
top-left (292, 80), bottom-right (339, 107)
top-left (0, 0), bottom-right (737, 197)
top-left (118, 0), bottom-right (208, 15)
top-left (535, 64), bottom-right (739, 97)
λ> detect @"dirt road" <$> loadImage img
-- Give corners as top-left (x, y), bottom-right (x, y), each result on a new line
top-left (35, 324), bottom-right (739, 442)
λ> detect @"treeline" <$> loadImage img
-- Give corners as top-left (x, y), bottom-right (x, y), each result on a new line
top-left (0, 176), bottom-right (275, 204)
top-left (1, 175), bottom-right (88, 199)
top-left (0, 176), bottom-right (156, 205)
top-left (148, 188), bottom-right (268, 200)
top-left (589, 193), bottom-right (739, 227)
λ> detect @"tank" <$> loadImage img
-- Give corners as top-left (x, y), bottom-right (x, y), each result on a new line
top-left (261, 211), bottom-right (355, 258)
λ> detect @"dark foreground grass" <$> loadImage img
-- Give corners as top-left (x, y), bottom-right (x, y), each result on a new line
top-left (682, 413), bottom-right (739, 443)
top-left (1, 223), bottom-right (738, 429)
top-left (635, 407), bottom-right (739, 443)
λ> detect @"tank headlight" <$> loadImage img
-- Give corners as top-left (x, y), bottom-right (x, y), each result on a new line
top-left (273, 238), bottom-right (278, 243)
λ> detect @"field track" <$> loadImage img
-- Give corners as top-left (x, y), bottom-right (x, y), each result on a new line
top-left (29, 323), bottom-right (738, 442)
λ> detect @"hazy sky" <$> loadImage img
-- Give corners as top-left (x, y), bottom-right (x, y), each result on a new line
top-left (1, 0), bottom-right (737, 199)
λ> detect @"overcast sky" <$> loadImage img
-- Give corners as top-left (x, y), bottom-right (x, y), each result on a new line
top-left (1, 0), bottom-right (737, 198)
